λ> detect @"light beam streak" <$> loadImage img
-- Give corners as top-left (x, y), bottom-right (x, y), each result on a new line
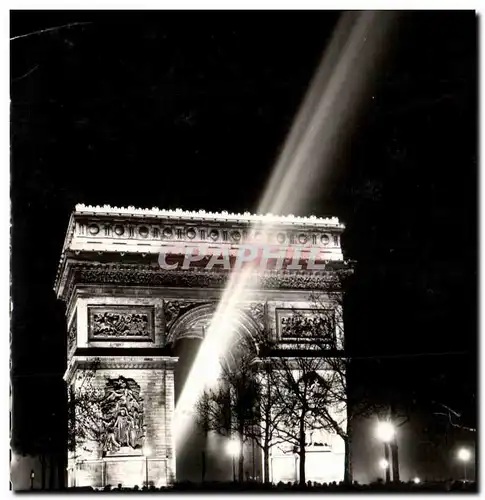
top-left (173, 11), bottom-right (395, 448)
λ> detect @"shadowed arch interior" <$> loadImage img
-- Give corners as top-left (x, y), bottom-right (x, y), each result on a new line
top-left (168, 303), bottom-right (262, 482)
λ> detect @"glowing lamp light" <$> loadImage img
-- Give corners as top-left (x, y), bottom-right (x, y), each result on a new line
top-left (376, 421), bottom-right (395, 443)
top-left (414, 477), bottom-right (421, 484)
top-left (379, 459), bottom-right (389, 470)
top-left (458, 448), bottom-right (471, 462)
top-left (227, 439), bottom-right (241, 457)
top-left (143, 444), bottom-right (152, 457)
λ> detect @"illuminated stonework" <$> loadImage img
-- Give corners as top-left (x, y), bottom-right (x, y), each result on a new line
top-left (88, 307), bottom-right (154, 341)
top-left (101, 376), bottom-right (146, 453)
top-left (56, 205), bottom-right (350, 487)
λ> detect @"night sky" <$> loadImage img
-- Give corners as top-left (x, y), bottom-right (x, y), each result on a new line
top-left (10, 10), bottom-right (477, 482)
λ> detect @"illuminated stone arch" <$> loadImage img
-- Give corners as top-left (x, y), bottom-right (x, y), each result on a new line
top-left (55, 205), bottom-right (348, 487)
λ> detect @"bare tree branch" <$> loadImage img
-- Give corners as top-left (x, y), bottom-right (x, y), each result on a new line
top-left (433, 404), bottom-right (476, 433)
top-left (11, 64), bottom-right (39, 82)
top-left (10, 22), bottom-right (92, 42)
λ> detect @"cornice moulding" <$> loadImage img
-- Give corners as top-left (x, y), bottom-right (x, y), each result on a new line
top-left (74, 204), bottom-right (345, 227)
top-left (63, 355), bottom-right (179, 383)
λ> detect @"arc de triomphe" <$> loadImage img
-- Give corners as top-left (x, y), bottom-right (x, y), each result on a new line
top-left (55, 204), bottom-right (348, 488)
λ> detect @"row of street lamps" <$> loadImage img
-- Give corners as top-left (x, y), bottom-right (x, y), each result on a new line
top-left (43, 429), bottom-right (471, 488)
top-left (225, 426), bottom-right (473, 485)
top-left (375, 421), bottom-right (473, 483)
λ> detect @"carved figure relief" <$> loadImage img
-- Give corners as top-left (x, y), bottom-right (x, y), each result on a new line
top-left (88, 307), bottom-right (154, 341)
top-left (68, 315), bottom-right (77, 352)
top-left (101, 376), bottom-right (146, 453)
top-left (277, 309), bottom-right (335, 345)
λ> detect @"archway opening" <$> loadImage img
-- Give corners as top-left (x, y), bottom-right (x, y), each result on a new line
top-left (172, 336), bottom-right (206, 483)
top-left (169, 305), bottom-right (262, 483)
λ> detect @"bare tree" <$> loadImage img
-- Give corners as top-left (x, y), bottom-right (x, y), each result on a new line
top-left (196, 336), bottom-right (289, 483)
top-left (247, 360), bottom-right (289, 483)
top-left (196, 348), bottom-right (258, 482)
top-left (433, 402), bottom-right (477, 433)
top-left (264, 284), bottom-right (386, 485)
top-left (260, 290), bottom-right (348, 485)
top-left (196, 270), bottom-right (366, 486)
top-left (317, 355), bottom-right (408, 483)
top-left (67, 358), bottom-right (106, 458)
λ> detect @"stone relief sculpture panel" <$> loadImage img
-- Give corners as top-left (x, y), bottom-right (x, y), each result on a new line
top-left (276, 308), bottom-right (336, 347)
top-left (101, 376), bottom-right (146, 454)
top-left (68, 314), bottom-right (77, 352)
top-left (88, 306), bottom-right (154, 341)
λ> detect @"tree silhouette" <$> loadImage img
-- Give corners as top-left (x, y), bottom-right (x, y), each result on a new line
top-left (67, 359), bottom-right (106, 458)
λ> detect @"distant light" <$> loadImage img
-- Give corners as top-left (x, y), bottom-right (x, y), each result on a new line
top-left (458, 448), bottom-right (471, 462)
top-left (414, 477), bottom-right (421, 484)
top-left (379, 459), bottom-right (389, 469)
top-left (376, 421), bottom-right (395, 443)
top-left (143, 444), bottom-right (152, 457)
top-left (227, 439), bottom-right (241, 457)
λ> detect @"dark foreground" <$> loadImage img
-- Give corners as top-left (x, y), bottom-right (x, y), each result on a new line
top-left (60, 480), bottom-right (477, 493)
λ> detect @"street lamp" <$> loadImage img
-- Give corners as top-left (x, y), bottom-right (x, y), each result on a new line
top-left (375, 421), bottom-right (395, 443)
top-left (143, 444), bottom-right (152, 488)
top-left (457, 448), bottom-right (471, 482)
top-left (30, 470), bottom-right (35, 490)
top-left (376, 421), bottom-right (395, 483)
top-left (414, 477), bottom-right (421, 484)
top-left (379, 458), bottom-right (389, 470)
top-left (379, 458), bottom-right (389, 481)
top-left (227, 439), bottom-right (240, 482)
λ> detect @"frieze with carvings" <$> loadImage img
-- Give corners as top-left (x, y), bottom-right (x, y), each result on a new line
top-left (276, 308), bottom-right (336, 346)
top-left (68, 314), bottom-right (77, 352)
top-left (73, 219), bottom-right (341, 248)
top-left (60, 264), bottom-right (347, 301)
top-left (88, 306), bottom-right (154, 341)
top-left (100, 376), bottom-right (146, 454)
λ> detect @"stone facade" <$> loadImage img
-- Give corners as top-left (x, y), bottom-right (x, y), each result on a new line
top-left (61, 288), bottom-right (176, 488)
top-left (65, 360), bottom-right (175, 488)
top-left (55, 205), bottom-right (350, 487)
